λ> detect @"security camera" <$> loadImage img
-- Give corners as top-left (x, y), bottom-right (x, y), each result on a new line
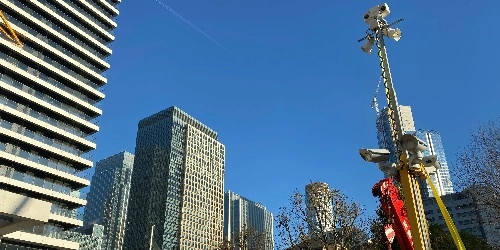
top-left (422, 155), bottom-right (441, 174)
top-left (363, 3), bottom-right (390, 25)
top-left (361, 35), bottom-right (375, 54)
top-left (378, 162), bottom-right (397, 177)
top-left (359, 148), bottom-right (390, 163)
top-left (400, 134), bottom-right (427, 153)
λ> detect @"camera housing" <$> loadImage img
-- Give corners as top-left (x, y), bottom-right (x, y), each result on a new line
top-left (359, 148), bottom-right (390, 163)
top-left (363, 3), bottom-right (390, 25)
top-left (401, 134), bottom-right (428, 153)
top-left (422, 155), bottom-right (441, 174)
top-left (378, 162), bottom-right (398, 177)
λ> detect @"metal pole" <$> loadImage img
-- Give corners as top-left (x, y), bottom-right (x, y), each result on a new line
top-left (149, 224), bottom-right (155, 250)
top-left (376, 28), bottom-right (432, 250)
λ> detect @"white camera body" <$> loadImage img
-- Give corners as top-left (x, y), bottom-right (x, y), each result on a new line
top-left (363, 3), bottom-right (390, 25)
top-left (359, 148), bottom-right (390, 163)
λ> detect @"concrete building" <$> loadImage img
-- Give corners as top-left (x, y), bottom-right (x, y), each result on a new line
top-left (0, 0), bottom-right (119, 249)
top-left (305, 182), bottom-right (334, 234)
top-left (83, 151), bottom-right (134, 250)
top-left (224, 190), bottom-right (274, 249)
top-left (423, 189), bottom-right (500, 247)
top-left (123, 106), bottom-right (226, 250)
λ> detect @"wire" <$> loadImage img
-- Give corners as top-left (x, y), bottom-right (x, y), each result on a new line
top-left (153, 0), bottom-right (242, 61)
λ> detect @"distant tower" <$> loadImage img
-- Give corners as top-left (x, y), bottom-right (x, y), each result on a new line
top-left (83, 151), bottom-right (134, 250)
top-left (415, 130), bottom-right (454, 198)
top-left (305, 182), bottom-right (334, 233)
top-left (224, 191), bottom-right (274, 249)
top-left (376, 105), bottom-right (416, 164)
top-left (123, 106), bottom-right (225, 250)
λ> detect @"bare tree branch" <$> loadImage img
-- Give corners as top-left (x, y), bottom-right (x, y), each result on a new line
top-left (275, 182), bottom-right (370, 250)
top-left (455, 118), bottom-right (500, 222)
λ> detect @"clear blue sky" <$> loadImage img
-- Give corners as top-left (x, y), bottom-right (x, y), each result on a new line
top-left (86, 0), bottom-right (499, 224)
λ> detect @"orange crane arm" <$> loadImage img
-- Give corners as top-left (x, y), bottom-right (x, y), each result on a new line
top-left (0, 10), bottom-right (22, 47)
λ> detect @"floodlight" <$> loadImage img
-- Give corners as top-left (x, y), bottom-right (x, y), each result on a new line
top-left (422, 155), bottom-right (441, 174)
top-left (384, 28), bottom-right (402, 41)
top-left (359, 148), bottom-right (390, 163)
top-left (361, 35), bottom-right (375, 54)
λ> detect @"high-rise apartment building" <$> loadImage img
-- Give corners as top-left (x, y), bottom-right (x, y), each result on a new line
top-left (224, 190), bottom-right (274, 249)
top-left (83, 151), bottom-right (134, 250)
top-left (0, 0), bottom-right (119, 249)
top-left (123, 106), bottom-right (225, 250)
top-left (305, 182), bottom-right (334, 234)
top-left (415, 130), bottom-right (454, 198)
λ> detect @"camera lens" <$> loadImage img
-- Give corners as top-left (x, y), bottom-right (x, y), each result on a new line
top-left (364, 14), bottom-right (369, 19)
top-left (380, 5), bottom-right (386, 11)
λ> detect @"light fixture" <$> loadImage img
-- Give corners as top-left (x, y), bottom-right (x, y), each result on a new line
top-left (361, 35), bottom-right (375, 54)
top-left (385, 28), bottom-right (402, 41)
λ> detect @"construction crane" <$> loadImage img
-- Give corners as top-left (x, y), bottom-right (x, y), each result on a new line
top-left (0, 9), bottom-right (22, 47)
top-left (373, 178), bottom-right (413, 250)
top-left (357, 3), bottom-right (466, 250)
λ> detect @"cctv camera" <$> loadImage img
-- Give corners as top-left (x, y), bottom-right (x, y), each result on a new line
top-left (400, 134), bottom-right (427, 153)
top-left (422, 155), bottom-right (441, 174)
top-left (361, 35), bottom-right (375, 54)
top-left (363, 3), bottom-right (390, 25)
top-left (359, 148), bottom-right (390, 163)
top-left (378, 162), bottom-right (397, 177)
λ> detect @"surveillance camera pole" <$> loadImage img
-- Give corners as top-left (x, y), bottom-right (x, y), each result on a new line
top-left (363, 16), bottom-right (432, 249)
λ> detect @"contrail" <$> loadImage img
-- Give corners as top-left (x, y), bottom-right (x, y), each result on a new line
top-left (154, 0), bottom-right (241, 61)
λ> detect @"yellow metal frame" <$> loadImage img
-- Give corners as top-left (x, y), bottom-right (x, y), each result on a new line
top-left (0, 10), bottom-right (22, 47)
top-left (425, 171), bottom-right (466, 249)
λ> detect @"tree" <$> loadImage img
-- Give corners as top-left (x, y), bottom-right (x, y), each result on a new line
top-left (456, 118), bottom-right (500, 222)
top-left (369, 205), bottom-right (401, 250)
top-left (216, 225), bottom-right (273, 250)
top-left (428, 223), bottom-right (495, 250)
top-left (275, 182), bottom-right (369, 250)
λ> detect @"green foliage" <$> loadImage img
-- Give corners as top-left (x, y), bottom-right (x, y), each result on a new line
top-left (428, 223), bottom-right (495, 250)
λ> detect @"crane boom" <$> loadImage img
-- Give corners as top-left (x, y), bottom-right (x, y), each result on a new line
top-left (373, 178), bottom-right (414, 250)
top-left (0, 9), bottom-right (22, 47)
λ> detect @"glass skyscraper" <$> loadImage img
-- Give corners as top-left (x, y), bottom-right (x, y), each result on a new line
top-left (0, 0), bottom-right (119, 249)
top-left (83, 151), bottom-right (134, 250)
top-left (376, 106), bottom-right (416, 164)
top-left (415, 130), bottom-right (454, 198)
top-left (123, 106), bottom-right (225, 250)
top-left (224, 191), bottom-right (274, 250)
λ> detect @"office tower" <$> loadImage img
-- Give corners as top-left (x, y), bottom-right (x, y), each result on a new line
top-left (224, 191), bottom-right (274, 249)
top-left (415, 130), bottom-right (454, 198)
top-left (0, 0), bottom-right (119, 249)
top-left (305, 182), bottom-right (334, 233)
top-left (124, 106), bottom-right (226, 250)
top-left (83, 151), bottom-right (134, 250)
top-left (63, 224), bottom-right (105, 250)
top-left (376, 105), bottom-right (416, 164)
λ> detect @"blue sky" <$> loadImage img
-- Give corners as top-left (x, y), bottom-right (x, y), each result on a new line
top-left (87, 0), bottom-right (499, 226)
